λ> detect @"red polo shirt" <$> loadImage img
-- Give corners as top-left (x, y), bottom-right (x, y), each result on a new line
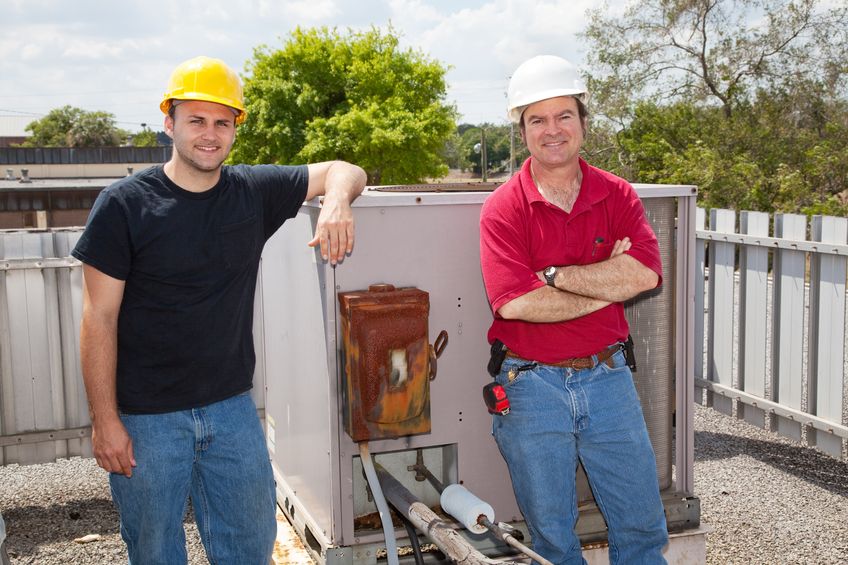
top-left (479, 157), bottom-right (662, 363)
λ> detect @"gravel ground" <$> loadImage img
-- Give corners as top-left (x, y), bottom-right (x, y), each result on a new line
top-left (1, 403), bottom-right (846, 564)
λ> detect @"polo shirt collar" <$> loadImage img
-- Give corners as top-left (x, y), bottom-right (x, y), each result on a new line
top-left (520, 157), bottom-right (610, 214)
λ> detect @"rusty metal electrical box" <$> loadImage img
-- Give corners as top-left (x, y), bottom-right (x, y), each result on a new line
top-left (339, 284), bottom-right (435, 442)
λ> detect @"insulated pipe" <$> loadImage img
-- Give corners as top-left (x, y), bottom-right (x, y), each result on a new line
top-left (374, 463), bottom-right (522, 565)
top-left (359, 443), bottom-right (400, 565)
top-left (440, 484), bottom-right (494, 534)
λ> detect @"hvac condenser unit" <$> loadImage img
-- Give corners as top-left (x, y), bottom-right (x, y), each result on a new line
top-left (259, 183), bottom-right (700, 564)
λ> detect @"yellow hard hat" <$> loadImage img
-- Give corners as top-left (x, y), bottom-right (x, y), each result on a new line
top-left (160, 56), bottom-right (246, 125)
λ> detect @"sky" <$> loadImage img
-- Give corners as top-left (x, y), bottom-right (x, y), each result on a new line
top-left (0, 0), bottom-right (627, 134)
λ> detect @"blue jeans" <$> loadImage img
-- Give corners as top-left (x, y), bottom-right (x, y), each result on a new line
top-left (492, 349), bottom-right (668, 565)
top-left (110, 392), bottom-right (276, 565)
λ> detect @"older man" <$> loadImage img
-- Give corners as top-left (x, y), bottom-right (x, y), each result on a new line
top-left (479, 55), bottom-right (668, 564)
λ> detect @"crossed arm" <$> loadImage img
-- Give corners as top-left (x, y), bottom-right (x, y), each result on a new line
top-left (497, 237), bottom-right (659, 323)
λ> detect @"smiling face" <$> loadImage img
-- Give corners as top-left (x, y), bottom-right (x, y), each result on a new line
top-left (520, 95), bottom-right (586, 170)
top-left (164, 100), bottom-right (237, 175)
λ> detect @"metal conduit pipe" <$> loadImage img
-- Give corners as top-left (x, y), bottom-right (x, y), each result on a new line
top-left (359, 443), bottom-right (400, 565)
top-left (478, 517), bottom-right (554, 565)
top-left (374, 463), bottom-right (522, 565)
top-left (408, 448), bottom-right (445, 493)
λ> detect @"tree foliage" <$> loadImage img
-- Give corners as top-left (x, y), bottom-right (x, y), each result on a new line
top-left (580, 0), bottom-right (848, 215)
top-left (230, 26), bottom-right (457, 184)
top-left (584, 0), bottom-right (847, 121)
top-left (23, 105), bottom-right (127, 147)
top-left (131, 126), bottom-right (159, 147)
top-left (453, 124), bottom-right (520, 175)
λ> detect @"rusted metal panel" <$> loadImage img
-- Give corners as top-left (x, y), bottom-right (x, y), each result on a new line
top-left (339, 284), bottom-right (432, 442)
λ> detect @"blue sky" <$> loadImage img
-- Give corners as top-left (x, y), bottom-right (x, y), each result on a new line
top-left (0, 0), bottom-right (625, 133)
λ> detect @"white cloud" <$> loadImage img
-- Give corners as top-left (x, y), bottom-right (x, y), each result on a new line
top-left (62, 39), bottom-right (130, 60)
top-left (381, 0), bottom-right (600, 123)
top-left (258, 0), bottom-right (341, 21)
top-left (0, 0), bottom-right (624, 129)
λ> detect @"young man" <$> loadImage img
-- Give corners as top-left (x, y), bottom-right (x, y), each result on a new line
top-left (73, 56), bottom-right (366, 564)
top-left (479, 55), bottom-right (668, 564)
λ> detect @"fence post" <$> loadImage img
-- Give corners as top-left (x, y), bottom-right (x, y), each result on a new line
top-left (707, 209), bottom-right (736, 416)
top-left (738, 211), bottom-right (769, 428)
top-left (694, 208), bottom-right (706, 403)
top-left (809, 215), bottom-right (847, 460)
top-left (771, 214), bottom-right (807, 441)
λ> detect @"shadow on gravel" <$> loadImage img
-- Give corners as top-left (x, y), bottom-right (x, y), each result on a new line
top-left (695, 430), bottom-right (848, 497)
top-left (3, 497), bottom-right (200, 559)
top-left (3, 498), bottom-right (118, 557)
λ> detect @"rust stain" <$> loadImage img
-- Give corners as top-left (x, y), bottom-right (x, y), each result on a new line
top-left (339, 285), bottom-right (432, 441)
top-left (273, 510), bottom-right (315, 565)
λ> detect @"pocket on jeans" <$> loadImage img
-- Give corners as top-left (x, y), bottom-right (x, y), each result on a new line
top-left (495, 359), bottom-right (535, 389)
top-left (599, 349), bottom-right (629, 374)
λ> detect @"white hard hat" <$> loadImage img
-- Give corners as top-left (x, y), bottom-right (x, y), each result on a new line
top-left (507, 55), bottom-right (588, 124)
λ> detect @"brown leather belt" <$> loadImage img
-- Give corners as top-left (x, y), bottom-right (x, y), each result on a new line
top-left (505, 344), bottom-right (622, 370)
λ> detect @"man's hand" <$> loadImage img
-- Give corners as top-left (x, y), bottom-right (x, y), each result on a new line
top-left (308, 197), bottom-right (355, 265)
top-left (304, 161), bottom-right (367, 265)
top-left (91, 416), bottom-right (136, 477)
top-left (536, 237), bottom-right (632, 283)
top-left (609, 237), bottom-right (632, 258)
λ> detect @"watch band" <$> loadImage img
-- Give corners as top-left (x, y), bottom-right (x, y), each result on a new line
top-left (544, 266), bottom-right (557, 287)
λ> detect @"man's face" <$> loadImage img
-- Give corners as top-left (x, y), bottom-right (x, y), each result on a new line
top-left (520, 96), bottom-right (586, 169)
top-left (164, 100), bottom-right (237, 173)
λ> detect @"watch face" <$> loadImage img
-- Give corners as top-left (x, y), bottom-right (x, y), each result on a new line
top-left (545, 266), bottom-right (556, 276)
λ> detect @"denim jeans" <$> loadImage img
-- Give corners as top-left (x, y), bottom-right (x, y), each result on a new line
top-left (110, 392), bottom-right (276, 565)
top-left (492, 349), bottom-right (668, 565)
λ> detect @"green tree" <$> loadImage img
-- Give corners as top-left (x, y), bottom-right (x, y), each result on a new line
top-left (610, 96), bottom-right (848, 215)
top-left (440, 131), bottom-right (467, 171)
top-left (23, 105), bottom-right (127, 147)
top-left (583, 0), bottom-right (847, 122)
top-left (579, 0), bottom-right (848, 214)
top-left (456, 124), bottom-right (514, 175)
top-left (131, 126), bottom-right (159, 147)
top-left (231, 26), bottom-right (458, 184)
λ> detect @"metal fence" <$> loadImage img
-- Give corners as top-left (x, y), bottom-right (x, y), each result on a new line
top-left (3, 208), bottom-right (848, 465)
top-left (695, 208), bottom-right (848, 461)
top-left (0, 228), bottom-right (266, 466)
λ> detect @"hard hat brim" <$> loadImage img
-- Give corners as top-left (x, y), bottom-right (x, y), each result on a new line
top-left (508, 89), bottom-right (589, 123)
top-left (160, 95), bottom-right (246, 125)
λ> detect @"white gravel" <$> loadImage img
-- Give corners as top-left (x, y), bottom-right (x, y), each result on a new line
top-left (1, 403), bottom-right (846, 564)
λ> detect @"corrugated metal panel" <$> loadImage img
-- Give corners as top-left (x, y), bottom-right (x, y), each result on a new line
top-left (0, 230), bottom-right (78, 464)
top-left (0, 227), bottom-right (265, 465)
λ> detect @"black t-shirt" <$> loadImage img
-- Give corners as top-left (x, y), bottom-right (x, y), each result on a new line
top-left (72, 164), bottom-right (308, 413)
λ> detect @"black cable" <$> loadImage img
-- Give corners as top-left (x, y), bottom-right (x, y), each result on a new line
top-left (401, 515), bottom-right (426, 565)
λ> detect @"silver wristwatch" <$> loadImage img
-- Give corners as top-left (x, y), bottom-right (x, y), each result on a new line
top-left (543, 266), bottom-right (557, 287)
